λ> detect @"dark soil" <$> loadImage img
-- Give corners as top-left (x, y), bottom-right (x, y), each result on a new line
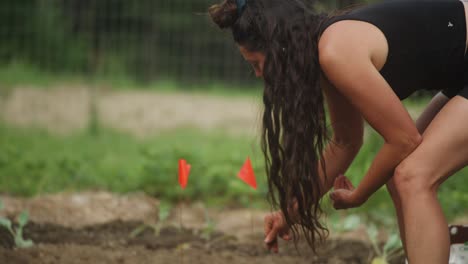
top-left (0, 220), bottom-right (405, 264)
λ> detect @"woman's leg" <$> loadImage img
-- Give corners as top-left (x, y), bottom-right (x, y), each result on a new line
top-left (385, 92), bottom-right (449, 256)
top-left (393, 95), bottom-right (468, 264)
top-left (386, 178), bottom-right (407, 253)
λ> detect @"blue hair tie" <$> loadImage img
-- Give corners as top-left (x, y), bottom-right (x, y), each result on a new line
top-left (236, 0), bottom-right (246, 16)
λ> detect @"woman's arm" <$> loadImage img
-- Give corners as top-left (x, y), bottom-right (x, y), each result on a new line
top-left (318, 24), bottom-right (422, 206)
top-left (319, 76), bottom-right (364, 193)
top-left (284, 77), bottom-right (363, 225)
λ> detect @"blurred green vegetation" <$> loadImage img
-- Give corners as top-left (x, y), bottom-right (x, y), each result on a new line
top-left (0, 124), bottom-right (267, 208)
top-left (0, 0), bottom-right (253, 86)
top-left (0, 0), bottom-right (378, 88)
top-left (1, 120), bottom-right (467, 221)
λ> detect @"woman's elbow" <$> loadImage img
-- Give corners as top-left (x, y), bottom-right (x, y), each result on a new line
top-left (392, 133), bottom-right (423, 155)
top-left (333, 135), bottom-right (363, 154)
top-left (349, 139), bottom-right (364, 155)
top-left (405, 133), bottom-right (422, 149)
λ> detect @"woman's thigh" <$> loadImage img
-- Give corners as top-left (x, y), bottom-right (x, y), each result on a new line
top-left (396, 96), bottom-right (468, 190)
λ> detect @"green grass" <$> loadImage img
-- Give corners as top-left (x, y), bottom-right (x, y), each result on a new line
top-left (0, 124), bottom-right (267, 208)
top-left (0, 63), bottom-right (85, 88)
top-left (1, 122), bottom-right (467, 221)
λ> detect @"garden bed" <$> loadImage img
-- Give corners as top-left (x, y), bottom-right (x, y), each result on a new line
top-left (0, 219), bottom-right (405, 264)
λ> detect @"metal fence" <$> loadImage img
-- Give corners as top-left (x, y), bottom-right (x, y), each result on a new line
top-left (0, 0), bottom-right (361, 88)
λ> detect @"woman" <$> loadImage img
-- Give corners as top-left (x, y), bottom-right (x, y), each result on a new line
top-left (208, 0), bottom-right (468, 263)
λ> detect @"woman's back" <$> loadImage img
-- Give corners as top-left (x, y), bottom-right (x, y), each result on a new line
top-left (320, 0), bottom-right (468, 99)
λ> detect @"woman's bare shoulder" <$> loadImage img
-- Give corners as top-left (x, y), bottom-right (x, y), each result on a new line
top-left (318, 20), bottom-right (388, 72)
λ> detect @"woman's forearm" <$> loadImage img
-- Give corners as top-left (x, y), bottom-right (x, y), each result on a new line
top-left (319, 137), bottom-right (362, 194)
top-left (353, 137), bottom-right (421, 204)
top-left (286, 138), bottom-right (360, 223)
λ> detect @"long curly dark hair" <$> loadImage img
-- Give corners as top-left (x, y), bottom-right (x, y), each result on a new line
top-left (209, 0), bottom-right (329, 251)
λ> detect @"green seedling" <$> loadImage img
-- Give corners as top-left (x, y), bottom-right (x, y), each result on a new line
top-left (329, 213), bottom-right (362, 233)
top-left (329, 214), bottom-right (403, 264)
top-left (0, 200), bottom-right (34, 248)
top-left (200, 207), bottom-right (216, 240)
top-left (367, 224), bottom-right (403, 264)
top-left (130, 202), bottom-right (171, 238)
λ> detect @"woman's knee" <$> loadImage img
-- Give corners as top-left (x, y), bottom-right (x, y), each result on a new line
top-left (386, 178), bottom-right (401, 203)
top-left (393, 160), bottom-right (437, 198)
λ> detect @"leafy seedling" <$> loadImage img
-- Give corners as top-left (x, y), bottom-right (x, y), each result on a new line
top-left (0, 201), bottom-right (34, 248)
top-left (200, 207), bottom-right (216, 240)
top-left (329, 213), bottom-right (362, 233)
top-left (130, 202), bottom-right (171, 238)
top-left (367, 224), bottom-right (403, 264)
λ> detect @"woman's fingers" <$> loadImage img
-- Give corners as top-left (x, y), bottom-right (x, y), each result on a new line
top-left (335, 174), bottom-right (354, 191)
top-left (263, 212), bottom-right (292, 253)
top-left (330, 190), bottom-right (344, 203)
top-left (333, 176), bottom-right (339, 189)
top-left (344, 177), bottom-right (355, 190)
top-left (273, 242), bottom-right (279, 253)
top-left (264, 228), bottom-right (277, 244)
top-left (264, 215), bottom-right (272, 237)
top-left (280, 229), bottom-right (291, 241)
top-left (266, 238), bottom-right (278, 251)
top-left (331, 197), bottom-right (343, 210)
top-left (331, 188), bottom-right (358, 210)
top-left (333, 175), bottom-right (345, 189)
top-left (265, 229), bottom-right (279, 252)
top-left (264, 214), bottom-right (280, 252)
top-left (264, 221), bottom-right (281, 244)
top-left (330, 190), bottom-right (338, 201)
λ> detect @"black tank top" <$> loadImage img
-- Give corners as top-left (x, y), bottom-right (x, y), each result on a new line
top-left (319, 0), bottom-right (468, 100)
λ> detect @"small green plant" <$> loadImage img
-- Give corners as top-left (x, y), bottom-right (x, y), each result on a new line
top-left (130, 202), bottom-right (172, 238)
top-left (0, 200), bottom-right (34, 248)
top-left (367, 224), bottom-right (403, 264)
top-left (329, 214), bottom-right (403, 264)
top-left (200, 207), bottom-right (216, 240)
top-left (329, 213), bottom-right (362, 233)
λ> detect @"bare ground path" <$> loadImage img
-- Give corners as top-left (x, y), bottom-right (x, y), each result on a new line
top-left (0, 86), bottom-right (262, 137)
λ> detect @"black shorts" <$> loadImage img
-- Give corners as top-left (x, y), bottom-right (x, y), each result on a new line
top-left (457, 86), bottom-right (468, 98)
top-left (443, 85), bottom-right (468, 98)
top-left (442, 54), bottom-right (468, 99)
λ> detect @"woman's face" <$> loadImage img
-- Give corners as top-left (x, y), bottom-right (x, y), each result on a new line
top-left (238, 45), bottom-right (265, 78)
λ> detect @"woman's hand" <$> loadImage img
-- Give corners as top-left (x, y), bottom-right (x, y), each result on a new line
top-left (330, 174), bottom-right (364, 210)
top-left (263, 210), bottom-right (292, 253)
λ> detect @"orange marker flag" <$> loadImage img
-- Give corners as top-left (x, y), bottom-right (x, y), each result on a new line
top-left (178, 159), bottom-right (191, 189)
top-left (238, 157), bottom-right (257, 189)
